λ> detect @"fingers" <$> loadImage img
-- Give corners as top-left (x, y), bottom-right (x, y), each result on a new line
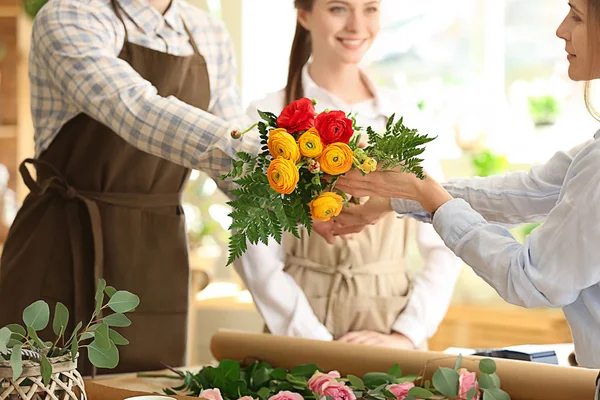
top-left (311, 220), bottom-right (337, 245)
top-left (338, 331), bottom-right (383, 346)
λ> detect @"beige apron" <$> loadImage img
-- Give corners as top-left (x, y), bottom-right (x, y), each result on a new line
top-left (283, 211), bottom-right (426, 348)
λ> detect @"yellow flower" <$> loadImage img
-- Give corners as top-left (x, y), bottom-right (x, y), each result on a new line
top-left (298, 128), bottom-right (323, 158)
top-left (359, 157), bottom-right (377, 173)
top-left (267, 157), bottom-right (299, 194)
top-left (318, 143), bottom-right (353, 175)
top-left (268, 128), bottom-right (300, 163)
top-left (309, 192), bottom-right (344, 222)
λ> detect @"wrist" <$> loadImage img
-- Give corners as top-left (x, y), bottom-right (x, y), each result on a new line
top-left (415, 176), bottom-right (453, 215)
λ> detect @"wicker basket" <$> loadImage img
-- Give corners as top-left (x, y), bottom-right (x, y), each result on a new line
top-left (0, 355), bottom-right (86, 400)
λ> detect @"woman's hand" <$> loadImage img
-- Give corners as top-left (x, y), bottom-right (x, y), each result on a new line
top-left (330, 196), bottom-right (393, 237)
top-left (336, 167), bottom-right (453, 215)
top-left (337, 330), bottom-right (415, 349)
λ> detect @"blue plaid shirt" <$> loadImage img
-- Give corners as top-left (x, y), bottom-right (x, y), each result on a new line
top-left (30, 0), bottom-right (259, 186)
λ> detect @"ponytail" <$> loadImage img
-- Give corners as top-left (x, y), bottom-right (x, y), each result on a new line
top-left (285, 3), bottom-right (313, 105)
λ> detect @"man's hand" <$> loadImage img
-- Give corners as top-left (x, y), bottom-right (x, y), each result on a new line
top-left (331, 196), bottom-right (393, 237)
top-left (337, 331), bottom-right (415, 349)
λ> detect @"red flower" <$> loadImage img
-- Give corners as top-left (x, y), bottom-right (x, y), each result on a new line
top-left (315, 111), bottom-right (354, 145)
top-left (277, 98), bottom-right (316, 134)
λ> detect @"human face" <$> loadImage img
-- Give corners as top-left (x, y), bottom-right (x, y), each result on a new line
top-left (556, 0), bottom-right (598, 80)
top-left (298, 0), bottom-right (381, 66)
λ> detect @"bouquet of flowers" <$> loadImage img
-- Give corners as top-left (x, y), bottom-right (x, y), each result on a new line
top-left (222, 98), bottom-right (435, 265)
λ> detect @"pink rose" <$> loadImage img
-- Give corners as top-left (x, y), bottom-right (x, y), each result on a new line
top-left (268, 391), bottom-right (304, 400)
top-left (386, 383), bottom-right (415, 400)
top-left (199, 389), bottom-right (224, 400)
top-left (457, 369), bottom-right (480, 400)
top-left (321, 381), bottom-right (356, 400)
top-left (238, 397), bottom-right (254, 400)
top-left (307, 370), bottom-right (341, 394)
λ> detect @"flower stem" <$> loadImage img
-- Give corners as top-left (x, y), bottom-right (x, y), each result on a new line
top-left (231, 122), bottom-right (259, 139)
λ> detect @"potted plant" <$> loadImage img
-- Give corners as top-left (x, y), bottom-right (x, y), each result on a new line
top-left (0, 279), bottom-right (139, 400)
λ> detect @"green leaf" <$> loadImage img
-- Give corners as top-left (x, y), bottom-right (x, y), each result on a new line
top-left (479, 373), bottom-right (501, 390)
top-left (467, 387), bottom-right (477, 400)
top-left (482, 388), bottom-right (510, 400)
top-left (94, 323), bottom-right (111, 350)
top-left (424, 380), bottom-right (431, 389)
top-left (257, 387), bottom-right (272, 400)
top-left (87, 340), bottom-right (119, 369)
top-left (454, 354), bottom-right (463, 370)
top-left (271, 368), bottom-right (287, 380)
top-left (407, 387), bottom-right (434, 399)
top-left (108, 329), bottom-right (129, 345)
top-left (52, 302), bottom-right (69, 336)
top-left (347, 375), bottom-right (365, 390)
top-left (107, 291), bottom-right (140, 313)
top-left (7, 324), bottom-right (26, 338)
top-left (41, 354), bottom-right (52, 385)
top-left (71, 334), bottom-right (79, 360)
top-left (66, 321), bottom-right (83, 347)
top-left (105, 286), bottom-right (117, 297)
top-left (0, 327), bottom-right (11, 354)
top-left (479, 359), bottom-right (497, 375)
top-left (387, 364), bottom-right (402, 378)
top-left (219, 359), bottom-right (241, 381)
top-left (102, 313), bottom-right (132, 327)
top-left (10, 344), bottom-right (22, 381)
top-left (95, 279), bottom-right (107, 315)
top-left (27, 326), bottom-right (46, 349)
top-left (404, 397), bottom-right (417, 400)
top-left (362, 372), bottom-right (395, 388)
top-left (252, 367), bottom-right (272, 387)
top-left (80, 332), bottom-right (95, 341)
top-left (432, 368), bottom-right (459, 398)
top-left (23, 300), bottom-right (50, 331)
top-left (290, 364), bottom-right (319, 378)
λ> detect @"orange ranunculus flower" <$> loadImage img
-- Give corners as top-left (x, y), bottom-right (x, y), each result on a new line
top-left (309, 192), bottom-right (344, 222)
top-left (268, 128), bottom-right (300, 163)
top-left (318, 143), bottom-right (353, 175)
top-left (298, 128), bottom-right (323, 158)
top-left (267, 157), bottom-right (299, 194)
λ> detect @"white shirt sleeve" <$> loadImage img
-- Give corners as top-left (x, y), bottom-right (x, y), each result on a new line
top-left (233, 97), bottom-right (332, 341)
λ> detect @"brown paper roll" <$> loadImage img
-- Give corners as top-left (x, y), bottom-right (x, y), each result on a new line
top-left (210, 330), bottom-right (598, 400)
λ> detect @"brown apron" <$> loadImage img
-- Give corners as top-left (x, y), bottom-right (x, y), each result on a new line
top-left (0, 0), bottom-right (210, 375)
top-left (282, 212), bottom-right (427, 348)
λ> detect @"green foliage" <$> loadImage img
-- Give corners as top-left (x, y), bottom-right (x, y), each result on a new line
top-left (528, 95), bottom-right (559, 126)
top-left (471, 149), bottom-right (509, 178)
top-left (0, 279), bottom-right (137, 382)
top-left (365, 114), bottom-right (436, 179)
top-left (159, 357), bottom-right (510, 400)
top-left (23, 0), bottom-right (48, 19)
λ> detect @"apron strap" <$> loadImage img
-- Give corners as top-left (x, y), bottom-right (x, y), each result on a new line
top-left (182, 20), bottom-right (201, 56)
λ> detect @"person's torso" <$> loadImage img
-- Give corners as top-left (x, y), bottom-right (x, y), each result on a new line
top-left (30, 0), bottom-right (227, 156)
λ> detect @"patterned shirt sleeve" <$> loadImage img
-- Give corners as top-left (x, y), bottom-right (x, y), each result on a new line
top-left (32, 0), bottom-right (260, 189)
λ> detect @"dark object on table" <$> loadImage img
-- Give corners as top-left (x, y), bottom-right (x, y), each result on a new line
top-left (473, 349), bottom-right (558, 365)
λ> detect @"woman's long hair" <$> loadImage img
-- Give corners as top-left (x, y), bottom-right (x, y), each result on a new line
top-left (585, 0), bottom-right (600, 120)
top-left (285, 0), bottom-right (315, 105)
